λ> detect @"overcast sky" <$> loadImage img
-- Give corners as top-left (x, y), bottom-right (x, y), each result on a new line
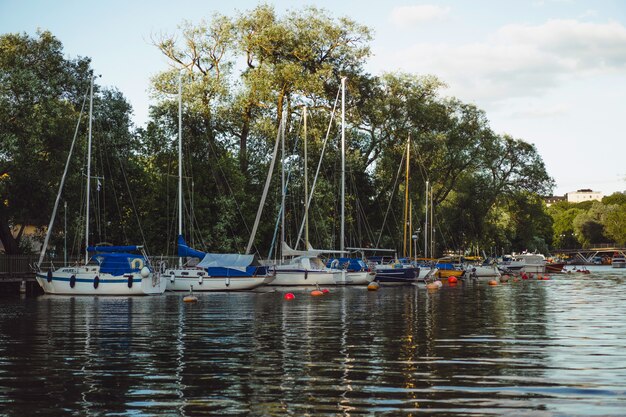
top-left (2, 0), bottom-right (625, 196)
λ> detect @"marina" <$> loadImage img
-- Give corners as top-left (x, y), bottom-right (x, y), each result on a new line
top-left (1, 266), bottom-right (625, 416)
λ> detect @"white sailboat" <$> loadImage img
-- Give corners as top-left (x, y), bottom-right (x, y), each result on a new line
top-left (35, 77), bottom-right (166, 295)
top-left (269, 104), bottom-right (347, 286)
top-left (270, 79), bottom-right (374, 286)
top-left (164, 74), bottom-right (274, 291)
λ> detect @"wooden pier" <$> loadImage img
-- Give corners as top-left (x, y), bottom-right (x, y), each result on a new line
top-left (0, 255), bottom-right (42, 296)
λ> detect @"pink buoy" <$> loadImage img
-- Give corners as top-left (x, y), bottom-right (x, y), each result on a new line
top-left (284, 293), bottom-right (295, 300)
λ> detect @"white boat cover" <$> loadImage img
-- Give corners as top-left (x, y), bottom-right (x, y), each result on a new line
top-left (197, 253), bottom-right (254, 268)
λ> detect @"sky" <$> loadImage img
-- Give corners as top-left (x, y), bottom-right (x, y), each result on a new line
top-left (1, 0), bottom-right (625, 196)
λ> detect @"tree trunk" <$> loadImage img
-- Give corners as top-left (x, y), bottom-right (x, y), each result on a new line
top-left (240, 105), bottom-right (252, 174)
top-left (0, 205), bottom-right (20, 254)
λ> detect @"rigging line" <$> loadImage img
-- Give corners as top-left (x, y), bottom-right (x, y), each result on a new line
top-left (268, 113), bottom-right (302, 261)
top-left (374, 146), bottom-right (407, 248)
top-left (203, 138), bottom-right (249, 253)
top-left (350, 171), bottom-right (376, 247)
top-left (37, 83), bottom-right (90, 267)
top-left (102, 133), bottom-right (128, 244)
top-left (295, 88), bottom-right (341, 247)
top-left (116, 153), bottom-right (150, 254)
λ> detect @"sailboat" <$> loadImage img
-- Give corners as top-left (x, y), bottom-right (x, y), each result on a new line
top-left (164, 74), bottom-right (274, 291)
top-left (365, 136), bottom-right (420, 285)
top-left (269, 104), bottom-right (347, 286)
top-left (35, 77), bottom-right (166, 295)
top-left (326, 78), bottom-right (375, 285)
top-left (270, 79), bottom-right (374, 286)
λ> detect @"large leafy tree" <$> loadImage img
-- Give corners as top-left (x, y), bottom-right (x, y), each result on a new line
top-left (0, 31), bottom-right (91, 254)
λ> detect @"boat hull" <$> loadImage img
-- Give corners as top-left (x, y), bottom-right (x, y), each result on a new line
top-left (346, 270), bottom-right (376, 285)
top-left (375, 267), bottom-right (420, 285)
top-left (35, 269), bottom-right (166, 295)
top-left (463, 265), bottom-right (501, 281)
top-left (165, 272), bottom-right (273, 291)
top-left (437, 269), bottom-right (464, 279)
top-left (270, 269), bottom-right (350, 286)
top-left (545, 263), bottom-right (565, 273)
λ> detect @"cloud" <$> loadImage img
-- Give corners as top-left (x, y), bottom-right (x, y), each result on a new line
top-left (376, 19), bottom-right (626, 103)
top-left (389, 5), bottom-right (451, 27)
top-left (510, 104), bottom-right (570, 119)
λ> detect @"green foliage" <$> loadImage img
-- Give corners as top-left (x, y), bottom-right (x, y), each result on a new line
top-left (604, 204), bottom-right (626, 246)
top-left (0, 30), bottom-right (91, 253)
top-left (2, 8), bottom-right (562, 259)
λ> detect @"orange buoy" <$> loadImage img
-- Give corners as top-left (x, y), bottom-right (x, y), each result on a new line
top-left (448, 276), bottom-right (458, 284)
top-left (183, 285), bottom-right (198, 303)
top-left (488, 280), bottom-right (498, 286)
top-left (367, 281), bottom-right (380, 291)
top-left (284, 292), bottom-right (295, 300)
top-left (311, 289), bottom-right (324, 296)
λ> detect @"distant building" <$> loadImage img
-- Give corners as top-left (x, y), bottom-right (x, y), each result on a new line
top-left (544, 195), bottom-right (566, 206)
top-left (566, 189), bottom-right (603, 203)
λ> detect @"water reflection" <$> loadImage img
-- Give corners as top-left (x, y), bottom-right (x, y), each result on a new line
top-left (0, 269), bottom-right (625, 416)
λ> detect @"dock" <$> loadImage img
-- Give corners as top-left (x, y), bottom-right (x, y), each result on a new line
top-left (0, 255), bottom-right (43, 296)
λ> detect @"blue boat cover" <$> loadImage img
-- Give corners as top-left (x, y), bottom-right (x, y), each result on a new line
top-left (87, 245), bottom-right (140, 253)
top-left (326, 258), bottom-right (368, 272)
top-left (91, 252), bottom-right (146, 276)
top-left (177, 235), bottom-right (207, 259)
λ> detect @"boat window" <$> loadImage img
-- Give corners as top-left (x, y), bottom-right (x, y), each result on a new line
top-left (309, 257), bottom-right (325, 269)
top-left (181, 272), bottom-right (189, 276)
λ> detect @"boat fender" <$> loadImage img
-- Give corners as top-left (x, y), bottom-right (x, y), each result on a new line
top-left (69, 275), bottom-right (76, 288)
top-left (159, 262), bottom-right (167, 274)
top-left (94, 276), bottom-right (99, 289)
top-left (225, 277), bottom-right (230, 287)
top-left (304, 270), bottom-right (308, 280)
top-left (47, 269), bottom-right (52, 283)
top-left (198, 276), bottom-right (203, 285)
top-left (127, 275), bottom-right (133, 288)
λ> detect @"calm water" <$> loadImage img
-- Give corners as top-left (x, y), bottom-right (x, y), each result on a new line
top-left (1, 266), bottom-right (626, 416)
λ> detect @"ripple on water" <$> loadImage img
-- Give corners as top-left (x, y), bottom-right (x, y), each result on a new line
top-left (0, 271), bottom-right (625, 415)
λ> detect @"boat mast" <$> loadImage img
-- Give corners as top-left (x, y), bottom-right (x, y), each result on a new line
top-left (280, 111), bottom-right (286, 263)
top-left (340, 77), bottom-right (346, 254)
top-left (428, 185), bottom-right (435, 258)
top-left (178, 72), bottom-right (183, 267)
top-left (403, 138), bottom-right (410, 258)
top-left (304, 106), bottom-right (309, 248)
top-left (84, 77), bottom-right (94, 264)
top-left (424, 180), bottom-right (429, 260)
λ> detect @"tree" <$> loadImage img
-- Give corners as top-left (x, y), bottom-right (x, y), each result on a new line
top-left (604, 204), bottom-right (626, 246)
top-left (0, 31), bottom-right (91, 254)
